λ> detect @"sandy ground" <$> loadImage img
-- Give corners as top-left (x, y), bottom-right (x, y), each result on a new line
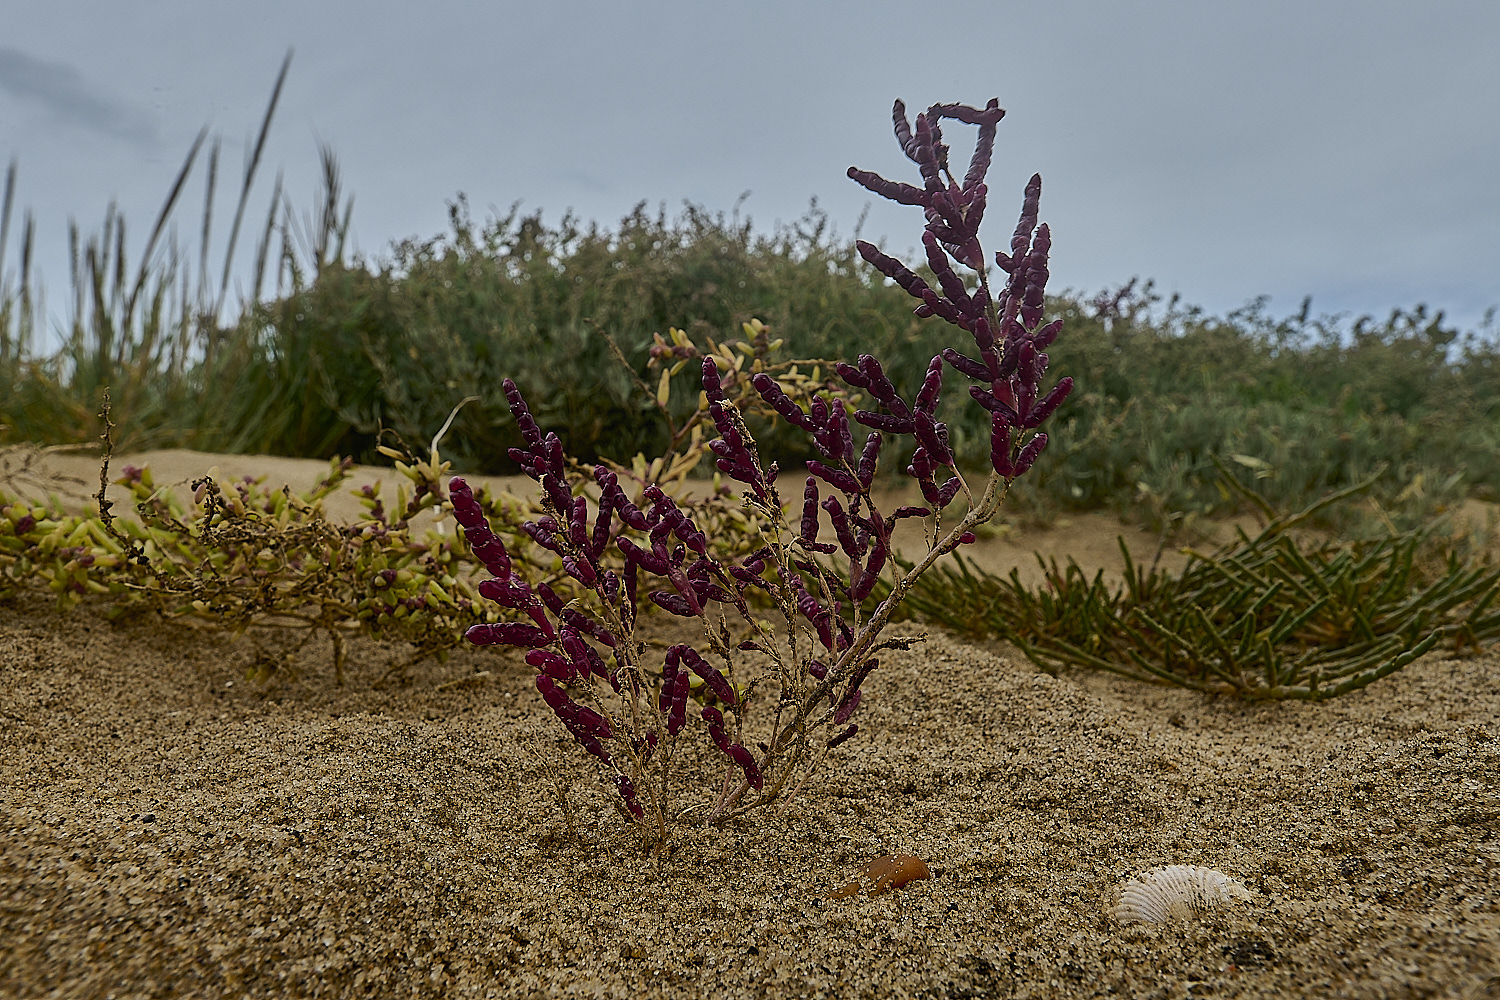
top-left (2, 448), bottom-right (1498, 999)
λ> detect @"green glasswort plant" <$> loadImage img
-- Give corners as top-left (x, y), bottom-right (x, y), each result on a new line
top-left (0, 397), bottom-right (506, 683)
top-left (450, 99), bottom-right (1073, 845)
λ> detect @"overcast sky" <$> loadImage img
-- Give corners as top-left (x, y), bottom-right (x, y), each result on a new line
top-left (4, 0), bottom-right (1498, 348)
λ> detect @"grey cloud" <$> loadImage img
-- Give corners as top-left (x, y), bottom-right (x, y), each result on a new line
top-left (0, 46), bottom-right (156, 148)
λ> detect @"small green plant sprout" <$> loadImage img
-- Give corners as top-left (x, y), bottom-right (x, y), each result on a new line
top-left (450, 99), bottom-right (1073, 846)
top-left (899, 468), bottom-right (1500, 700)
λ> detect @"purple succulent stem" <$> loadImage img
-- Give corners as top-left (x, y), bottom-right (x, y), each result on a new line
top-left (562, 555), bottom-right (597, 586)
top-left (466, 622), bottom-right (550, 648)
top-left (859, 534), bottom-right (891, 599)
top-left (937, 477), bottom-right (962, 508)
top-left (478, 576), bottom-right (534, 610)
top-left (839, 658), bottom-right (878, 710)
top-left (891, 99), bottom-right (919, 160)
top-left (618, 536), bottom-right (669, 574)
top-left (449, 478), bottom-right (513, 578)
top-left (799, 478), bottom-right (820, 546)
top-left (1012, 432), bottom-right (1050, 476)
top-left (667, 670), bottom-right (690, 736)
top-left (615, 775), bottom-right (644, 820)
top-left (846, 167), bottom-right (928, 206)
top-left (791, 575), bottom-right (835, 650)
top-left (502, 378), bottom-right (543, 449)
top-left (678, 646), bottom-right (737, 706)
top-left (528, 650), bottom-right (578, 685)
top-left (991, 420), bottom-right (1015, 476)
top-left (1005, 173), bottom-right (1042, 266)
top-left (969, 385), bottom-right (1019, 423)
top-left (701, 356), bottom-right (724, 398)
top-left (650, 591), bottom-right (696, 617)
top-left (941, 348), bottom-right (989, 381)
top-left (832, 689), bottom-right (862, 726)
top-left (590, 492), bottom-right (615, 559)
top-left (858, 355), bottom-right (909, 419)
top-left (702, 706), bottom-right (730, 751)
top-left (913, 410), bottom-right (953, 467)
top-left (908, 447), bottom-right (936, 482)
top-left (595, 467), bottom-right (648, 530)
top-left (807, 460), bottom-right (860, 495)
top-left (853, 410), bottom-right (914, 434)
top-left (853, 241), bottom-right (937, 311)
top-left (922, 231), bottom-right (972, 310)
top-left (1020, 224), bottom-right (1051, 329)
top-left (834, 360), bottom-right (870, 389)
top-left (560, 607), bottom-right (617, 647)
top-left (855, 432), bottom-right (881, 489)
top-left (523, 605), bottom-right (557, 640)
top-left (751, 372), bottom-right (815, 431)
top-left (828, 724), bottom-right (859, 749)
top-left (1024, 377), bottom-right (1074, 429)
top-left (567, 495), bottom-right (589, 548)
top-left (521, 520), bottom-right (560, 553)
top-left (725, 744), bottom-right (764, 791)
top-left (914, 356), bottom-right (944, 414)
top-left (814, 398), bottom-right (854, 462)
top-left (960, 105), bottom-right (1002, 187)
top-left (936, 99), bottom-right (1006, 127)
top-left (911, 113), bottom-right (942, 189)
top-left (821, 495), bottom-right (863, 560)
top-left (664, 561), bottom-right (704, 615)
top-left (622, 558), bottom-right (639, 609)
top-left (571, 705), bottom-right (612, 740)
top-left (661, 647), bottom-right (680, 711)
top-left (1034, 318), bottom-right (1064, 349)
top-left (536, 583), bottom-right (564, 615)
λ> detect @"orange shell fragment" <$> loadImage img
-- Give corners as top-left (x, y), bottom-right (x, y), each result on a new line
top-left (831, 853), bottom-right (931, 899)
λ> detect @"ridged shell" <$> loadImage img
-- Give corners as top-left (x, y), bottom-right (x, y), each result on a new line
top-left (1113, 865), bottom-right (1254, 924)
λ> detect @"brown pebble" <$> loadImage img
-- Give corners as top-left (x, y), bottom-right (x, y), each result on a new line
top-left (831, 854), bottom-right (931, 899)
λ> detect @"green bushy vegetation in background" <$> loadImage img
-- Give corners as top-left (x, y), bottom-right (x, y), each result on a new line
top-left (3, 142), bottom-right (1498, 537)
top-left (1022, 286), bottom-right (1500, 533)
top-left (218, 194), bottom-right (928, 472)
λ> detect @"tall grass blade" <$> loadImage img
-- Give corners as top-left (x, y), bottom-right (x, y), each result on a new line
top-left (250, 170), bottom-right (283, 304)
top-left (214, 48), bottom-right (292, 322)
top-left (1, 159), bottom-right (15, 363)
top-left (0, 160), bottom-right (14, 288)
top-left (200, 137), bottom-right (220, 313)
top-left (122, 126), bottom-right (207, 328)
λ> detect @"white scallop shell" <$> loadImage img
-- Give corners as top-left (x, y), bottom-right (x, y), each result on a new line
top-left (1112, 865), bottom-right (1254, 924)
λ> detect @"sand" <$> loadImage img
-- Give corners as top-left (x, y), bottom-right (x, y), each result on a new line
top-left (2, 448), bottom-right (1498, 999)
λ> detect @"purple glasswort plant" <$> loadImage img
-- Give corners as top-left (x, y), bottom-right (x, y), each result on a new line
top-left (448, 99), bottom-right (1072, 846)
